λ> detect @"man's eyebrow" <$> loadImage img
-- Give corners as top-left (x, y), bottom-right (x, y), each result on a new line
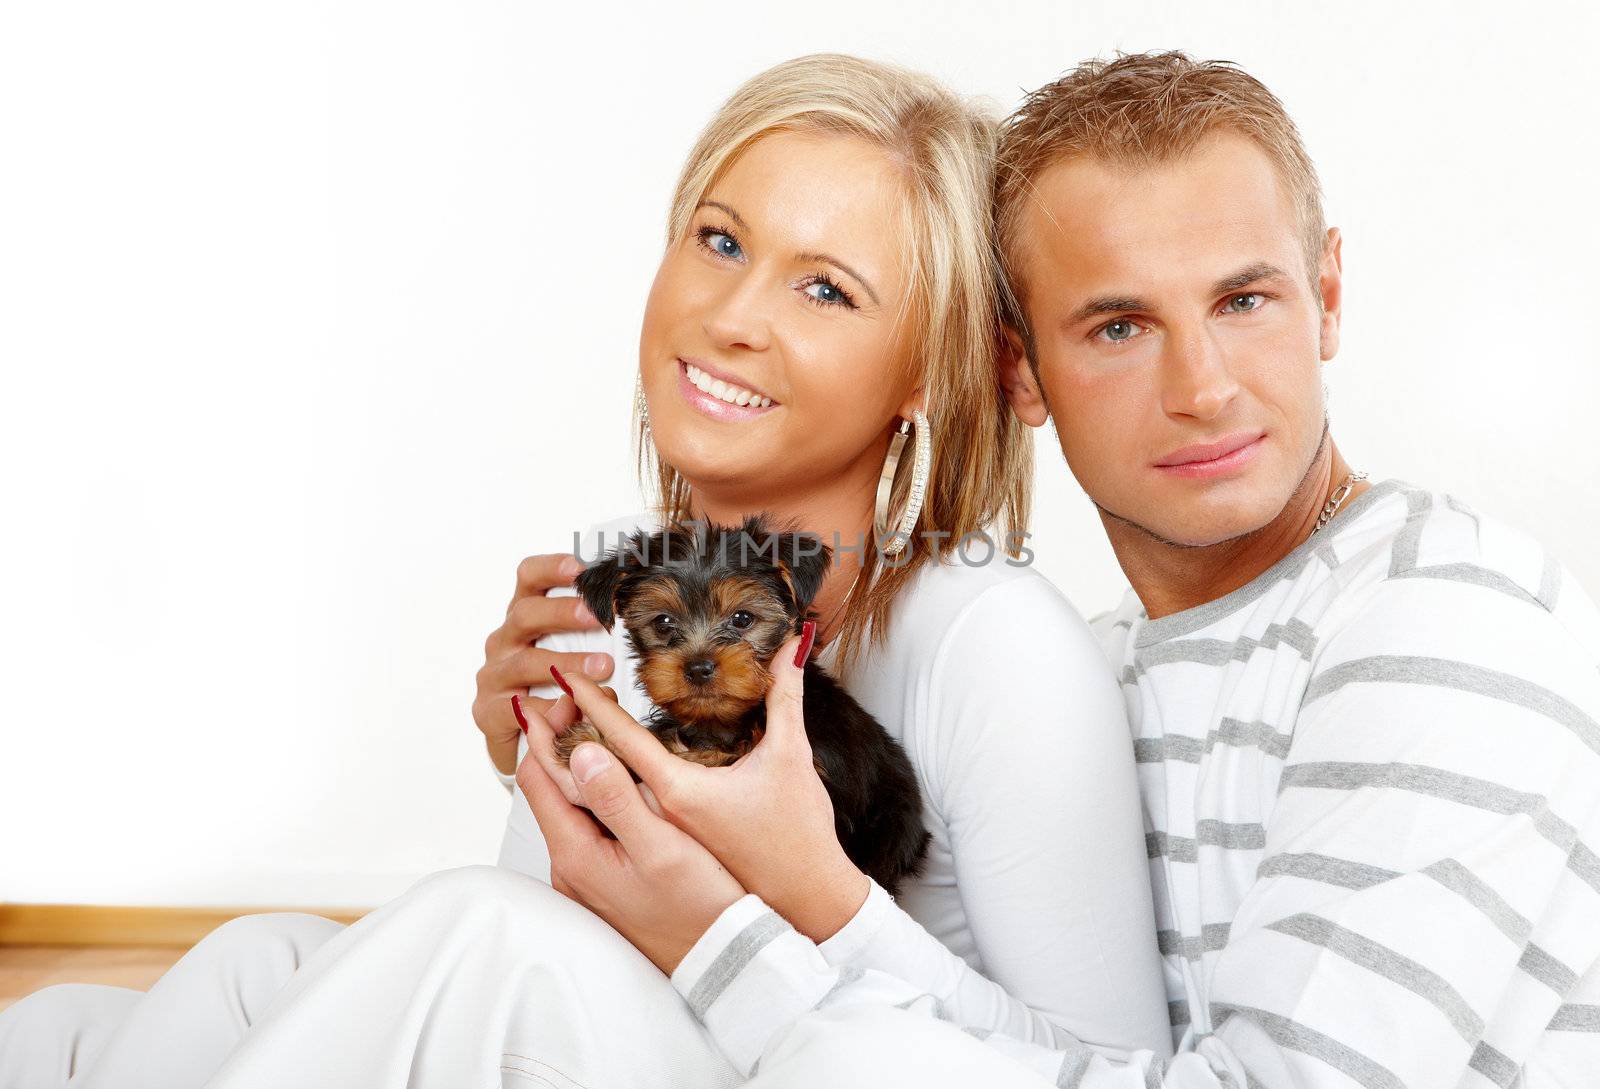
top-left (696, 200), bottom-right (748, 232)
top-left (1211, 262), bottom-right (1289, 296)
top-left (796, 251), bottom-right (881, 306)
top-left (1063, 263), bottom-right (1293, 328)
top-left (1066, 295), bottom-right (1151, 327)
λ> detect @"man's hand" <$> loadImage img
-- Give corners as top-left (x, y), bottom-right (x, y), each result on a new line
top-left (552, 625), bottom-right (871, 944)
top-left (474, 553), bottom-right (615, 775)
top-left (517, 701), bottom-right (745, 975)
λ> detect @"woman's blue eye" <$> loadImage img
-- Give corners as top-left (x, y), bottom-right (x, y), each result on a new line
top-left (1101, 319), bottom-right (1139, 342)
top-left (806, 281), bottom-right (845, 305)
top-left (1224, 293), bottom-right (1262, 313)
top-left (704, 231), bottom-right (742, 259)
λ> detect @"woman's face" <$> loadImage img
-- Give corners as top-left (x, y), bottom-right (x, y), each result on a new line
top-left (638, 130), bottom-right (918, 510)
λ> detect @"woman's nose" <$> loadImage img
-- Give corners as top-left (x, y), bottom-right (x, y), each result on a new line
top-left (701, 274), bottom-right (773, 352)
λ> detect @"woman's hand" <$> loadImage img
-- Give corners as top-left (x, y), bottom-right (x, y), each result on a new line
top-left (551, 624), bottom-right (871, 944)
top-left (513, 685), bottom-right (638, 810)
top-left (517, 701), bottom-right (745, 975)
top-left (474, 553), bottom-right (615, 775)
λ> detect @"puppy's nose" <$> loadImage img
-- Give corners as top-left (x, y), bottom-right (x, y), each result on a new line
top-left (684, 659), bottom-right (716, 684)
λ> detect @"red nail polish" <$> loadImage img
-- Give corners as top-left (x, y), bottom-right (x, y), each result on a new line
top-left (793, 620), bottom-right (816, 668)
top-left (550, 665), bottom-right (575, 699)
top-left (510, 693), bottom-right (529, 735)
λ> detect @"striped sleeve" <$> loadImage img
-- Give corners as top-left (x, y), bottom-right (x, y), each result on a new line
top-left (669, 889), bottom-right (1169, 1083)
top-left (670, 888), bottom-right (1173, 1083)
top-left (668, 892), bottom-right (946, 1077)
top-left (1192, 573), bottom-right (1600, 1088)
top-left (674, 568), bottom-right (1600, 1087)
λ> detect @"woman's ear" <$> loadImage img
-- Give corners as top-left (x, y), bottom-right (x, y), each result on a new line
top-left (1000, 325), bottom-right (1049, 428)
top-left (894, 384), bottom-right (926, 422)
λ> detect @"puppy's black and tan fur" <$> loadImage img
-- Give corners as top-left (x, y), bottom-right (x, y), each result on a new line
top-left (554, 516), bottom-right (930, 895)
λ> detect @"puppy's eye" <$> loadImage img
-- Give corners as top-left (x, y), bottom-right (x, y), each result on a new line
top-left (652, 614), bottom-right (677, 637)
top-left (729, 610), bottom-right (755, 631)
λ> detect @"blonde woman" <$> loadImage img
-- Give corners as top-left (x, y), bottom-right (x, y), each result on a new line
top-left (0, 55), bottom-right (1167, 1088)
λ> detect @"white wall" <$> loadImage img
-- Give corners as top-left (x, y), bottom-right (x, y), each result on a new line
top-left (2, 0), bottom-right (1596, 907)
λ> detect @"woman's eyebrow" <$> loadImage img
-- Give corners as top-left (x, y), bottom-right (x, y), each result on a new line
top-left (696, 199), bottom-right (749, 231)
top-left (795, 251), bottom-right (881, 306)
top-left (696, 198), bottom-right (881, 306)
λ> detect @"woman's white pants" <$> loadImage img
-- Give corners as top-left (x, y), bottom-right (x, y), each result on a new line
top-left (0, 866), bottom-right (1048, 1088)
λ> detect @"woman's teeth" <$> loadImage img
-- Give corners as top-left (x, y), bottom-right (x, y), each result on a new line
top-left (684, 363), bottom-right (771, 408)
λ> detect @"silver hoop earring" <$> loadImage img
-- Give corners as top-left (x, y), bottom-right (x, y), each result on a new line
top-left (635, 371), bottom-right (651, 435)
top-left (873, 408), bottom-right (930, 557)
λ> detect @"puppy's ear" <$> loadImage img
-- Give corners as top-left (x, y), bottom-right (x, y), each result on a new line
top-left (777, 532), bottom-right (832, 614)
top-left (574, 552), bottom-right (626, 629)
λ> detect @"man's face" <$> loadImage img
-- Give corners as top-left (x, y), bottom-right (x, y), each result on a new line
top-left (1006, 132), bottom-right (1342, 548)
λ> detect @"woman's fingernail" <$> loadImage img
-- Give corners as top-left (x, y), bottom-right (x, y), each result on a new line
top-left (550, 665), bottom-right (575, 699)
top-left (793, 620), bottom-right (816, 668)
top-left (560, 555), bottom-right (584, 578)
top-left (585, 653), bottom-right (612, 676)
top-left (573, 600), bottom-right (597, 625)
top-left (510, 694), bottom-right (529, 735)
top-left (570, 743), bottom-right (610, 784)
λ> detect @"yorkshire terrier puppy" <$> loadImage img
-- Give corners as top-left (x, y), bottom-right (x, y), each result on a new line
top-left (552, 516), bottom-right (930, 896)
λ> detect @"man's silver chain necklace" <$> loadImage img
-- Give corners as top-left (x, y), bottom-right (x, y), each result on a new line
top-left (1312, 471), bottom-right (1369, 534)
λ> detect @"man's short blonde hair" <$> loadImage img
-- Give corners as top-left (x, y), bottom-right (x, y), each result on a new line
top-left (995, 51), bottom-right (1326, 330)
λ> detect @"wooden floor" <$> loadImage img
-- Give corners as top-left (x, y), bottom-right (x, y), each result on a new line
top-left (0, 944), bottom-right (188, 1012)
top-left (0, 904), bottom-right (368, 1014)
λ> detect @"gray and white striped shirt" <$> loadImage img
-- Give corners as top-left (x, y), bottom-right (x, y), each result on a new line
top-left (670, 479), bottom-right (1600, 1087)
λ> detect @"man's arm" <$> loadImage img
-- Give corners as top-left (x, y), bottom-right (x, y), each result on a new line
top-left (672, 575), bottom-right (1600, 1086)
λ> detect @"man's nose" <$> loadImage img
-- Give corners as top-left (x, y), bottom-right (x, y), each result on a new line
top-left (684, 658), bottom-right (717, 684)
top-left (1160, 326), bottom-right (1239, 421)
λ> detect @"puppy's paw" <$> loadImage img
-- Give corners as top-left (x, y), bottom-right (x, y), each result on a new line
top-left (552, 720), bottom-right (609, 767)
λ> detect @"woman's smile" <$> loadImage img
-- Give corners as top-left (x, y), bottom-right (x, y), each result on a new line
top-left (674, 357), bottom-right (780, 422)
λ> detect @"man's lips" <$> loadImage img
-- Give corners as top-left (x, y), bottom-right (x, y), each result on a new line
top-left (1154, 431), bottom-right (1266, 478)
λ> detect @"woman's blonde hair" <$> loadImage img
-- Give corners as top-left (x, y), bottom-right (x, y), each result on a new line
top-left (636, 53), bottom-right (1033, 667)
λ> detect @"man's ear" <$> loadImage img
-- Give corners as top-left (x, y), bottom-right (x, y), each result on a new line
top-left (778, 532), bottom-right (831, 614)
top-left (1000, 324), bottom-right (1049, 428)
top-left (573, 550), bottom-right (627, 629)
top-left (1317, 227), bottom-right (1343, 363)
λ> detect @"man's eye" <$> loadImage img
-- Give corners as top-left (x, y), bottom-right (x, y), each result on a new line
top-left (1098, 319), bottom-right (1142, 343)
top-left (652, 614), bottom-right (677, 636)
top-left (729, 610), bottom-right (755, 631)
top-left (1223, 293), bottom-right (1263, 313)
